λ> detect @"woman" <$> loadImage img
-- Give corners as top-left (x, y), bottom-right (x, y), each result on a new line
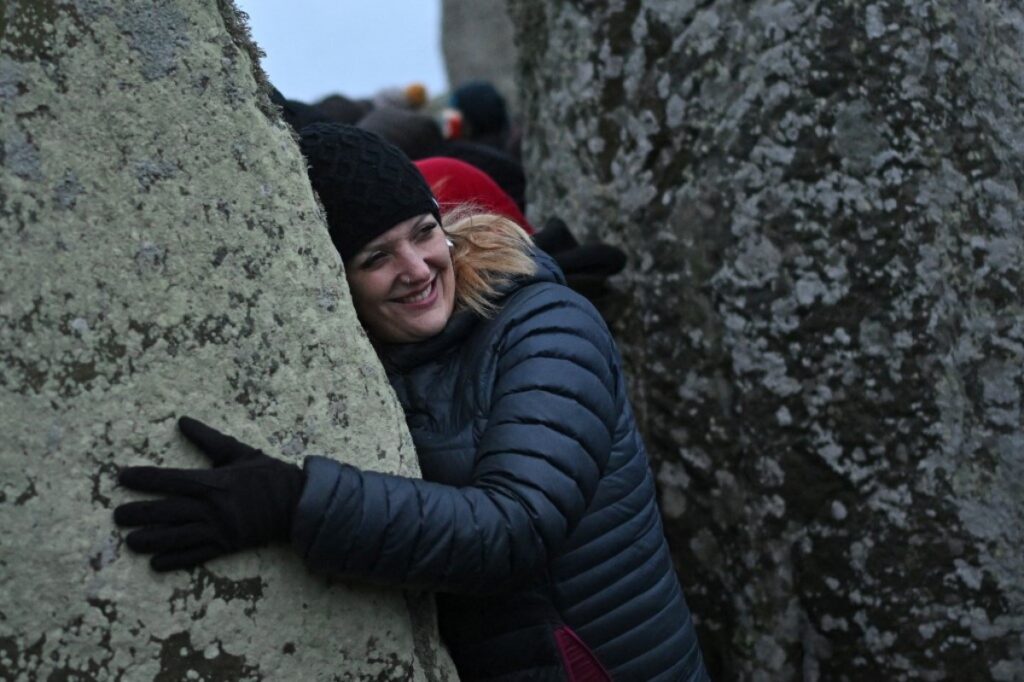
top-left (115, 124), bottom-right (708, 681)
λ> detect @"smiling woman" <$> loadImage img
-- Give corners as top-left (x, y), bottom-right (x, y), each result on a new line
top-left (114, 123), bottom-right (709, 680)
top-left (347, 214), bottom-right (457, 343)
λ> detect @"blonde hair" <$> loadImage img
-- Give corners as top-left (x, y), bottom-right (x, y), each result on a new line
top-left (443, 205), bottom-right (537, 317)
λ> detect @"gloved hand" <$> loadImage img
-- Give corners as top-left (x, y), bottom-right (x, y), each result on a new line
top-left (533, 217), bottom-right (627, 300)
top-left (114, 416), bottom-right (305, 572)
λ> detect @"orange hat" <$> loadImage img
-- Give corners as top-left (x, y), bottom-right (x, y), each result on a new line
top-left (404, 82), bottom-right (428, 109)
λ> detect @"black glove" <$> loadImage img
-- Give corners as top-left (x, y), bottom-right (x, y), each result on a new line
top-left (533, 217), bottom-right (627, 300)
top-left (114, 416), bottom-right (305, 571)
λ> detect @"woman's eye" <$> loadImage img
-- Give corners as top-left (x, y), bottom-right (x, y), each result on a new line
top-left (359, 253), bottom-right (386, 269)
top-left (416, 223), bottom-right (438, 240)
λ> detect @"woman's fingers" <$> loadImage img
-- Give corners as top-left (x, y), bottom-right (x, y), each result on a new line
top-left (118, 466), bottom-right (219, 496)
top-left (151, 544), bottom-right (226, 572)
top-left (124, 522), bottom-right (220, 554)
top-left (178, 416), bottom-right (258, 466)
top-left (114, 498), bottom-right (207, 527)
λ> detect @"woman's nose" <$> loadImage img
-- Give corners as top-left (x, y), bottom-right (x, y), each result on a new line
top-left (397, 248), bottom-right (431, 283)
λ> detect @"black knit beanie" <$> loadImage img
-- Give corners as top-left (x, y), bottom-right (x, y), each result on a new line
top-left (298, 123), bottom-right (441, 261)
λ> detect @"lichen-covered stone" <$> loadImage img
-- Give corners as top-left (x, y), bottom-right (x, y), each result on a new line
top-left (508, 0), bottom-right (1024, 679)
top-left (0, 1), bottom-right (457, 679)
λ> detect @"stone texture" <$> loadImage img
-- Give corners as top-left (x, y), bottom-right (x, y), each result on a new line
top-left (442, 0), bottom-right (519, 111)
top-left (508, 0), bottom-right (1024, 679)
top-left (0, 1), bottom-right (457, 679)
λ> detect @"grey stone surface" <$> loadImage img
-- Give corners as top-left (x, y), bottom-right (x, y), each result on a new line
top-left (509, 0), bottom-right (1024, 679)
top-left (0, 1), bottom-right (457, 679)
top-left (442, 0), bottom-right (519, 111)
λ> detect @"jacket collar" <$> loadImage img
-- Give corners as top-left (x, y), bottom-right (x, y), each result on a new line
top-left (379, 307), bottom-right (478, 372)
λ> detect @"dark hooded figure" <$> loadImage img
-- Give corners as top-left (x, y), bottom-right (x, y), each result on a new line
top-left (315, 92), bottom-right (373, 125)
top-left (450, 80), bottom-right (511, 150)
top-left (268, 86), bottom-right (331, 132)
top-left (114, 124), bottom-right (709, 682)
top-left (357, 105), bottom-right (445, 162)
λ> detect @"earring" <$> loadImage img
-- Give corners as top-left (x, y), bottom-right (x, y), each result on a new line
top-left (446, 238), bottom-right (454, 249)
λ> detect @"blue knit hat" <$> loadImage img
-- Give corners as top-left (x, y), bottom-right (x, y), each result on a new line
top-left (450, 80), bottom-right (509, 137)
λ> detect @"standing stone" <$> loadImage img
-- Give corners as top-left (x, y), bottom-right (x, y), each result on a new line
top-left (0, 1), bottom-right (457, 679)
top-left (442, 0), bottom-right (519, 111)
top-left (509, 0), bottom-right (1024, 679)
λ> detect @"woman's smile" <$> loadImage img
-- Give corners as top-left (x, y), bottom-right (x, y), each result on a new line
top-left (394, 276), bottom-right (438, 305)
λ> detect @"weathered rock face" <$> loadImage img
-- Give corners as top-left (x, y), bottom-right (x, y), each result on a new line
top-left (0, 1), bottom-right (456, 679)
top-left (442, 0), bottom-right (519, 110)
top-left (509, 0), bottom-right (1024, 679)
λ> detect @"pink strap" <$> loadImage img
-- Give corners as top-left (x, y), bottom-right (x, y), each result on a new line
top-left (553, 626), bottom-right (612, 682)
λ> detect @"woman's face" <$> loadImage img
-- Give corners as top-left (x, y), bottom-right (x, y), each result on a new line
top-left (345, 213), bottom-right (456, 344)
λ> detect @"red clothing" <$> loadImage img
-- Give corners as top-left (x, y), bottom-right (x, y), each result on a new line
top-left (554, 626), bottom-right (612, 682)
top-left (415, 156), bottom-right (535, 234)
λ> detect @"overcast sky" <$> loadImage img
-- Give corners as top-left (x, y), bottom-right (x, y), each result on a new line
top-left (235, 0), bottom-right (448, 103)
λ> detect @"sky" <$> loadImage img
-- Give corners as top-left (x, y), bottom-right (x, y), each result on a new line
top-left (235, 0), bottom-right (448, 103)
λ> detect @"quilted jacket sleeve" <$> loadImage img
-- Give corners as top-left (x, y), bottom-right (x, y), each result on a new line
top-left (291, 285), bottom-right (620, 593)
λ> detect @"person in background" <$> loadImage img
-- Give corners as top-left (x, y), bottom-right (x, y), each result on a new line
top-left (357, 105), bottom-right (446, 162)
top-left (449, 80), bottom-right (514, 154)
top-left (431, 137), bottom-right (528, 210)
top-left (272, 82), bottom-right (429, 130)
top-left (415, 156), bottom-right (626, 305)
top-left (269, 86), bottom-right (332, 131)
top-left (415, 156), bottom-right (534, 234)
top-left (315, 93), bottom-right (373, 125)
top-left (114, 124), bottom-right (707, 680)
top-left (372, 82), bottom-right (429, 111)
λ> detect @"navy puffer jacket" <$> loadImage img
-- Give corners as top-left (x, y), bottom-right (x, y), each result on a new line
top-left (293, 253), bottom-right (707, 681)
